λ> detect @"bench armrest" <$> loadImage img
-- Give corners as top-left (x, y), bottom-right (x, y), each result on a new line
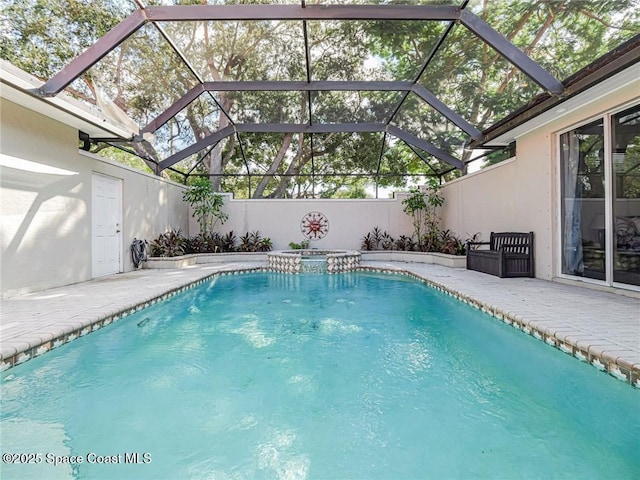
top-left (467, 241), bottom-right (490, 251)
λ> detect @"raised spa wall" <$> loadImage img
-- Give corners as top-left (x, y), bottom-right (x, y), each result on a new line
top-left (267, 250), bottom-right (361, 274)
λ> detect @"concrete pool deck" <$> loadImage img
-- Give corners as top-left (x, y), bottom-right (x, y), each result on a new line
top-left (1, 261), bottom-right (639, 387)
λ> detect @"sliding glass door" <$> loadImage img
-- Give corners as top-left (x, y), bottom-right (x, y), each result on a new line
top-left (560, 119), bottom-right (605, 280)
top-left (612, 105), bottom-right (640, 286)
top-left (560, 103), bottom-right (640, 288)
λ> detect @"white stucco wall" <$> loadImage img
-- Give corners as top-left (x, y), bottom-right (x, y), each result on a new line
top-left (441, 76), bottom-right (640, 281)
top-left (193, 194), bottom-right (415, 251)
top-left (1, 99), bottom-right (189, 297)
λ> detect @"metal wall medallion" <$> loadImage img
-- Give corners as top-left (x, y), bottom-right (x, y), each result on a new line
top-left (300, 211), bottom-right (329, 240)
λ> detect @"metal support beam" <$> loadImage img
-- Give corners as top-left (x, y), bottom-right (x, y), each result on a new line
top-left (411, 85), bottom-right (482, 140)
top-left (37, 4), bottom-right (458, 97)
top-left (302, 16), bottom-right (316, 178)
top-left (375, 132), bottom-right (388, 198)
top-left (157, 123), bottom-right (389, 172)
top-left (302, 19), bottom-right (313, 86)
top-left (460, 10), bottom-right (563, 95)
top-left (236, 131), bottom-right (252, 198)
top-left (158, 125), bottom-right (234, 171)
top-left (146, 4), bottom-right (460, 21)
top-left (141, 84), bottom-right (204, 134)
top-left (405, 142), bottom-right (440, 176)
top-left (387, 125), bottom-right (464, 170)
top-left (201, 81), bottom-right (414, 92)
top-left (235, 123), bottom-right (387, 133)
top-left (37, 9), bottom-right (147, 96)
top-left (142, 82), bottom-right (413, 134)
top-left (189, 172), bottom-right (438, 178)
top-left (186, 148), bottom-right (212, 176)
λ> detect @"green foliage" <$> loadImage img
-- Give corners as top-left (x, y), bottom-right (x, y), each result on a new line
top-left (238, 231), bottom-right (272, 253)
top-left (482, 148), bottom-right (515, 169)
top-left (439, 230), bottom-right (466, 256)
top-left (186, 233), bottom-right (222, 254)
top-left (90, 145), bottom-right (154, 174)
top-left (149, 228), bottom-right (187, 258)
top-left (360, 227), bottom-right (468, 256)
top-left (402, 181), bottom-right (444, 250)
top-left (360, 227), bottom-right (394, 251)
top-left (220, 231), bottom-right (237, 253)
top-left (150, 229), bottom-right (272, 257)
top-left (1, 0), bottom-right (126, 80)
top-left (182, 178), bottom-right (228, 236)
top-left (394, 235), bottom-right (416, 252)
top-left (289, 240), bottom-right (310, 250)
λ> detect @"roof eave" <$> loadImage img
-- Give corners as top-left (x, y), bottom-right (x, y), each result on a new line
top-left (472, 34), bottom-right (640, 148)
top-left (0, 59), bottom-right (136, 140)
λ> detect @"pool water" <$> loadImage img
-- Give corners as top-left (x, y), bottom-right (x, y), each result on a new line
top-left (1, 272), bottom-right (638, 479)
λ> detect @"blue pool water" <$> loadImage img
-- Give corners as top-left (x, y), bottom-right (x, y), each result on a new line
top-left (1, 272), bottom-right (638, 479)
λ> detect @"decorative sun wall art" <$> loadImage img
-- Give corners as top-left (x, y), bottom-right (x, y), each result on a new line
top-left (300, 211), bottom-right (329, 240)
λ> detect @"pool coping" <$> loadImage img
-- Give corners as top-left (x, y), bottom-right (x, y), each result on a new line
top-left (1, 264), bottom-right (638, 388)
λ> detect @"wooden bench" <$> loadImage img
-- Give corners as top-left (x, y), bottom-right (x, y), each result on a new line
top-left (466, 232), bottom-right (534, 278)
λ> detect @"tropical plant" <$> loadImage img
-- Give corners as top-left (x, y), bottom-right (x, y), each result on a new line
top-left (360, 227), bottom-right (393, 251)
top-left (402, 181), bottom-right (445, 250)
top-left (394, 235), bottom-right (416, 252)
top-left (402, 188), bottom-right (428, 246)
top-left (360, 227), bottom-right (394, 251)
top-left (186, 232), bottom-right (222, 254)
top-left (149, 228), bottom-right (187, 257)
top-left (379, 230), bottom-right (394, 251)
top-left (238, 231), bottom-right (272, 252)
top-left (360, 227), bottom-right (467, 255)
top-left (465, 232), bottom-right (482, 251)
top-left (220, 231), bottom-right (237, 253)
top-left (182, 178), bottom-right (228, 236)
top-left (440, 230), bottom-right (465, 256)
top-left (289, 240), bottom-right (310, 250)
top-left (361, 232), bottom-right (375, 251)
top-left (259, 237), bottom-right (273, 252)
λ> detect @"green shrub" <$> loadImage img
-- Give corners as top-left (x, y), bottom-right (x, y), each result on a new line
top-left (288, 240), bottom-right (310, 249)
top-left (238, 231), bottom-right (272, 252)
top-left (150, 228), bottom-right (187, 257)
top-left (360, 226), bottom-right (468, 255)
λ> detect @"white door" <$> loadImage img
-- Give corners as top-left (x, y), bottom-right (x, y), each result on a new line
top-left (92, 173), bottom-right (122, 278)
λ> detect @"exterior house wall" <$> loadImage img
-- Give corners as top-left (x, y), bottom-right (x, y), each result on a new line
top-left (1, 99), bottom-right (188, 298)
top-left (193, 194), bottom-right (415, 251)
top-left (441, 79), bottom-right (640, 281)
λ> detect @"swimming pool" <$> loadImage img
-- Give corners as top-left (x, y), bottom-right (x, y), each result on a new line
top-left (1, 271), bottom-right (638, 479)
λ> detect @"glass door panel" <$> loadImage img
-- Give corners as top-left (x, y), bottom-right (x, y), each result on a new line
top-left (612, 105), bottom-right (640, 286)
top-left (560, 119), bottom-right (605, 280)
